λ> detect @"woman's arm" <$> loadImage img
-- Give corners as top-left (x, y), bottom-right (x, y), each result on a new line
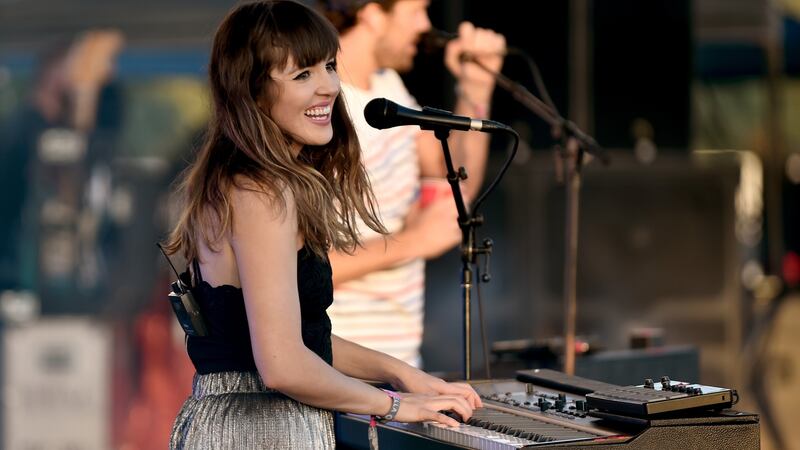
top-left (331, 334), bottom-right (482, 409)
top-left (331, 334), bottom-right (406, 384)
top-left (230, 186), bottom-right (472, 425)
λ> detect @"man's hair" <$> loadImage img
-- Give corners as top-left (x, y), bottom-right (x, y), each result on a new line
top-left (320, 0), bottom-right (401, 33)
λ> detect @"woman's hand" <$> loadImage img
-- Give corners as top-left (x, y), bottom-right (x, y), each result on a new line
top-left (391, 366), bottom-right (483, 410)
top-left (392, 393), bottom-right (474, 427)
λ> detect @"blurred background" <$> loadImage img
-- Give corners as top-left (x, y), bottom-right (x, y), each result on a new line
top-left (0, 0), bottom-right (799, 449)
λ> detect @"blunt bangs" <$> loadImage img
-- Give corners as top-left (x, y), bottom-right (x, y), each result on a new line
top-left (265, 1), bottom-right (340, 71)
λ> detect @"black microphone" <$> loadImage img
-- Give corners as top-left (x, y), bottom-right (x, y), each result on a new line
top-left (364, 98), bottom-right (510, 133)
top-left (419, 28), bottom-right (457, 54)
top-left (419, 28), bottom-right (509, 56)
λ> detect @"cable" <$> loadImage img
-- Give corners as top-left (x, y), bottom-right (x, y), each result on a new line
top-left (472, 127), bottom-right (519, 215)
top-left (506, 48), bottom-right (560, 116)
top-left (476, 264), bottom-right (491, 379)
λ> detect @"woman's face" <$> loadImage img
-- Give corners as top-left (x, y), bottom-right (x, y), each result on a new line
top-left (267, 55), bottom-right (340, 154)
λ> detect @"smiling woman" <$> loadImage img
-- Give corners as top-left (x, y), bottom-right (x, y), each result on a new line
top-left (162, 1), bottom-right (483, 449)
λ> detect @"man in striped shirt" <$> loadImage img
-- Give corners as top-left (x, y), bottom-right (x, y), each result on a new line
top-left (321, 0), bottom-right (506, 368)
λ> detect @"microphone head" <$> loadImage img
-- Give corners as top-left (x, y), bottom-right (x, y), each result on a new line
top-left (363, 98), bottom-right (397, 130)
top-left (419, 28), bottom-right (456, 54)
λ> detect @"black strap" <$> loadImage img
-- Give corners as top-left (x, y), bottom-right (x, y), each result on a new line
top-left (191, 258), bottom-right (203, 287)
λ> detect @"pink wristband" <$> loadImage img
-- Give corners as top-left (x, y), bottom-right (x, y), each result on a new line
top-left (382, 389), bottom-right (401, 399)
top-left (454, 85), bottom-right (490, 119)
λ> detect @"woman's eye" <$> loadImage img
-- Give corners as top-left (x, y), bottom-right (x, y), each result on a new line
top-left (326, 61), bottom-right (337, 72)
top-left (293, 71), bottom-right (310, 80)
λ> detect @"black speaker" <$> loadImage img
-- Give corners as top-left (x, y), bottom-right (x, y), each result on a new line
top-left (422, 151), bottom-right (746, 389)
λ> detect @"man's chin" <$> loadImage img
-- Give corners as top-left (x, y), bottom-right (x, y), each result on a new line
top-left (390, 58), bottom-right (415, 73)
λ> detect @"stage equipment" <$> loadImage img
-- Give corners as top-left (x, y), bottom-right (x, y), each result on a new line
top-left (336, 369), bottom-right (758, 450)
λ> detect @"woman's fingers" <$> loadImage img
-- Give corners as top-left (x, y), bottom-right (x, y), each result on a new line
top-left (437, 412), bottom-right (461, 428)
top-left (397, 389), bottom-right (483, 426)
top-left (425, 396), bottom-right (473, 422)
top-left (438, 382), bottom-right (484, 409)
top-left (425, 410), bottom-right (460, 427)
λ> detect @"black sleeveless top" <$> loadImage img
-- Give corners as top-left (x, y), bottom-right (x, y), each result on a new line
top-left (186, 246), bottom-right (334, 374)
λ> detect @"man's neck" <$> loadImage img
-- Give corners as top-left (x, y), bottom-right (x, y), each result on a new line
top-left (338, 27), bottom-right (380, 91)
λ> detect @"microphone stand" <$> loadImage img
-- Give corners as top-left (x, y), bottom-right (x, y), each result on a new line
top-left (424, 112), bottom-right (519, 381)
top-left (461, 54), bottom-right (608, 375)
top-left (433, 127), bottom-right (480, 381)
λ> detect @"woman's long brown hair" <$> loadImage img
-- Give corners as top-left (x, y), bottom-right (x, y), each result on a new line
top-left (164, 0), bottom-right (385, 261)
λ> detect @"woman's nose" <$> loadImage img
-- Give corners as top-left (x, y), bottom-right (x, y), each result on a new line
top-left (317, 72), bottom-right (340, 97)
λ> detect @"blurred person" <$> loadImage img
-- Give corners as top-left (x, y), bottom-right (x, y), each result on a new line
top-left (319, 0), bottom-right (506, 367)
top-left (24, 29), bottom-right (125, 313)
top-left (66, 29), bottom-right (124, 132)
top-left (162, 1), bottom-right (481, 448)
top-left (0, 30), bottom-right (122, 294)
top-left (0, 42), bottom-right (72, 290)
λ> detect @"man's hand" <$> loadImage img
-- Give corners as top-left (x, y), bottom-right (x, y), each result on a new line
top-left (402, 196), bottom-right (461, 260)
top-left (444, 22), bottom-right (506, 107)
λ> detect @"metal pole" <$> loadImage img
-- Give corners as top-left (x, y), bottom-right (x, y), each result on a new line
top-left (562, 140), bottom-right (582, 375)
top-left (562, 0), bottom-right (592, 375)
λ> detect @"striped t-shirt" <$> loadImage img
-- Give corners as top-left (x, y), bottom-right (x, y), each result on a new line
top-left (329, 69), bottom-right (425, 367)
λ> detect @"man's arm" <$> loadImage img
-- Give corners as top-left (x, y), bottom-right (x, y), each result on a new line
top-left (416, 115), bottom-right (490, 203)
top-left (418, 21), bottom-right (506, 202)
top-left (329, 230), bottom-right (414, 286)
top-left (329, 197), bottom-right (460, 286)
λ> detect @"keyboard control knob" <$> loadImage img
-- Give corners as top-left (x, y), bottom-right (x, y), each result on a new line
top-left (539, 400), bottom-right (551, 411)
top-left (661, 376), bottom-right (671, 389)
top-left (644, 378), bottom-right (654, 388)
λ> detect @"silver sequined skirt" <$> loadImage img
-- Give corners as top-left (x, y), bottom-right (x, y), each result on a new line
top-left (169, 371), bottom-right (335, 449)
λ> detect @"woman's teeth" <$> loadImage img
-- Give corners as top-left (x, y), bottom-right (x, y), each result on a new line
top-left (305, 105), bottom-right (331, 118)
